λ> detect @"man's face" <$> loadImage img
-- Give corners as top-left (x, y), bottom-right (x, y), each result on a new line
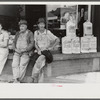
top-left (19, 24), bottom-right (27, 32)
top-left (38, 22), bottom-right (45, 30)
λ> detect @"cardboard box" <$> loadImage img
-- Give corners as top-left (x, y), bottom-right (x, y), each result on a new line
top-left (72, 37), bottom-right (80, 53)
top-left (62, 36), bottom-right (72, 54)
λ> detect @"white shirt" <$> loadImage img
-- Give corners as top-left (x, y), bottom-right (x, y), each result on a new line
top-left (0, 30), bottom-right (9, 51)
top-left (0, 30), bottom-right (9, 42)
top-left (34, 29), bottom-right (57, 50)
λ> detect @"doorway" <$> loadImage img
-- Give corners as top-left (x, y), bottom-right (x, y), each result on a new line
top-left (25, 5), bottom-right (46, 32)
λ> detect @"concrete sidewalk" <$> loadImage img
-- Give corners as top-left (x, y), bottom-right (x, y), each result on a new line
top-left (0, 59), bottom-right (33, 83)
top-left (1, 71), bottom-right (100, 83)
top-left (0, 57), bottom-right (100, 83)
top-left (56, 71), bottom-right (100, 83)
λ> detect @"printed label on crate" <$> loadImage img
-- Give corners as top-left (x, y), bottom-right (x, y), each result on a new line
top-left (62, 36), bottom-right (72, 54)
top-left (81, 37), bottom-right (90, 53)
top-left (72, 37), bottom-right (80, 53)
top-left (89, 37), bottom-right (97, 52)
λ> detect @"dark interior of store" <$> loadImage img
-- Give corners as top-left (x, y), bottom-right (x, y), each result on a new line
top-left (25, 5), bottom-right (46, 31)
top-left (0, 5), bottom-right (46, 33)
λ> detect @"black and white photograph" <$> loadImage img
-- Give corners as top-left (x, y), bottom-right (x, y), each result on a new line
top-left (0, 4), bottom-right (99, 83)
top-left (0, 1), bottom-right (100, 98)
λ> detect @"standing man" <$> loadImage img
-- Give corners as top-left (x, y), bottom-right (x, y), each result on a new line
top-left (12, 20), bottom-right (34, 83)
top-left (0, 23), bottom-right (9, 75)
top-left (31, 18), bottom-right (60, 83)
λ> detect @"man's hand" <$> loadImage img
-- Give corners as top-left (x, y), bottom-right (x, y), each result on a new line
top-left (20, 48), bottom-right (27, 53)
top-left (29, 51), bottom-right (34, 56)
top-left (38, 50), bottom-right (41, 55)
top-left (48, 47), bottom-right (54, 50)
top-left (15, 49), bottom-right (22, 54)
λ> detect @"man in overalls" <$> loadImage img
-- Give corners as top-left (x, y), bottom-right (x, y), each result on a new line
top-left (12, 20), bottom-right (34, 83)
top-left (31, 18), bottom-right (60, 83)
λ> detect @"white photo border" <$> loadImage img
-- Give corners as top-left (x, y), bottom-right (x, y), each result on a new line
top-left (0, 1), bottom-right (100, 99)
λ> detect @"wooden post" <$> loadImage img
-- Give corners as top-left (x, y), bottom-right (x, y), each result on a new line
top-left (88, 5), bottom-right (91, 21)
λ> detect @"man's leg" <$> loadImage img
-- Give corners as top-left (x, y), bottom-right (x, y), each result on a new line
top-left (12, 53), bottom-right (20, 82)
top-left (31, 55), bottom-right (46, 83)
top-left (0, 49), bottom-right (8, 75)
top-left (19, 54), bottom-right (30, 81)
top-left (29, 53), bottom-right (40, 68)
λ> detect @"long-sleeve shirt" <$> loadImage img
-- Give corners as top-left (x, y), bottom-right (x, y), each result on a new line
top-left (13, 29), bottom-right (34, 52)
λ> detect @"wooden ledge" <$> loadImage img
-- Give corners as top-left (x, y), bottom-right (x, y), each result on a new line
top-left (8, 52), bottom-right (100, 61)
top-left (53, 52), bottom-right (100, 61)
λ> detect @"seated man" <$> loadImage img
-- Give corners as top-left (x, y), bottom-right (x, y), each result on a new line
top-left (31, 18), bottom-right (60, 83)
top-left (11, 20), bottom-right (34, 83)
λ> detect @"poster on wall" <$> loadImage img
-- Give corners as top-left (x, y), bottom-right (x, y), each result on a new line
top-left (46, 5), bottom-right (78, 29)
top-left (60, 5), bottom-right (78, 29)
top-left (46, 5), bottom-right (61, 29)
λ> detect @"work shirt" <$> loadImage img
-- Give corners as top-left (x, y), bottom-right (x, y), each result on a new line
top-left (34, 29), bottom-right (57, 51)
top-left (0, 30), bottom-right (9, 49)
top-left (16, 30), bottom-right (28, 51)
top-left (0, 30), bottom-right (9, 42)
top-left (13, 29), bottom-right (34, 52)
top-left (0, 30), bottom-right (9, 75)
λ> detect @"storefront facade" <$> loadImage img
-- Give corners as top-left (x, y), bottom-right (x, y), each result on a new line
top-left (0, 4), bottom-right (100, 83)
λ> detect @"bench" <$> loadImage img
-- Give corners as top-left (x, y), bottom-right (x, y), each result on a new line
top-left (2, 52), bottom-right (100, 83)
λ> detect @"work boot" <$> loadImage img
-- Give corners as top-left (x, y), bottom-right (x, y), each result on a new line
top-left (31, 73), bottom-right (39, 83)
top-left (27, 77), bottom-right (34, 83)
top-left (13, 78), bottom-right (20, 83)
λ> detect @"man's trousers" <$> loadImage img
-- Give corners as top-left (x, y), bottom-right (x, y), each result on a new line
top-left (0, 48), bottom-right (9, 75)
top-left (12, 52), bottom-right (30, 81)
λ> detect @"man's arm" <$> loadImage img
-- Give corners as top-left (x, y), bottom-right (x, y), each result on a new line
top-left (47, 30), bottom-right (60, 50)
top-left (26, 31), bottom-right (34, 52)
top-left (35, 41), bottom-right (42, 55)
top-left (0, 39), bottom-right (9, 48)
top-left (48, 38), bottom-right (60, 50)
top-left (0, 31), bottom-right (9, 48)
top-left (12, 32), bottom-right (19, 50)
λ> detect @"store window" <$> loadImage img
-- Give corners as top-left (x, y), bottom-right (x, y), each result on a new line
top-left (46, 5), bottom-right (97, 54)
top-left (0, 4), bottom-right (96, 54)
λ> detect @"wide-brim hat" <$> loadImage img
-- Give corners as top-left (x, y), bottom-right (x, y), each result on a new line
top-left (18, 20), bottom-right (27, 26)
top-left (37, 18), bottom-right (45, 24)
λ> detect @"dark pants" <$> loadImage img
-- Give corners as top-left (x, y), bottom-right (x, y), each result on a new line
top-left (26, 53), bottom-right (40, 76)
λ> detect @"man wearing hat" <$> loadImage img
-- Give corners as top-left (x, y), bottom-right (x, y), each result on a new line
top-left (12, 20), bottom-right (34, 83)
top-left (30, 18), bottom-right (59, 83)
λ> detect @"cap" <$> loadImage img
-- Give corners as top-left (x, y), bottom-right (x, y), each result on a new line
top-left (18, 20), bottom-right (27, 26)
top-left (37, 18), bottom-right (45, 24)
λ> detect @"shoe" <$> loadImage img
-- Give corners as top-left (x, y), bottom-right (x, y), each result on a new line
top-left (13, 79), bottom-right (20, 83)
top-left (8, 79), bottom-right (15, 83)
top-left (27, 77), bottom-right (34, 83)
top-left (32, 73), bottom-right (39, 83)
top-left (33, 77), bottom-right (38, 83)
